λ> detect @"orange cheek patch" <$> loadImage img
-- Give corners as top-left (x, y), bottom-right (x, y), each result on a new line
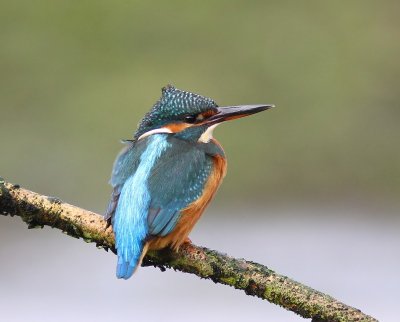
top-left (165, 123), bottom-right (191, 133)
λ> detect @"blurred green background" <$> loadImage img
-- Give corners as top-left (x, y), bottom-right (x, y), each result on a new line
top-left (1, 2), bottom-right (399, 321)
top-left (1, 1), bottom-right (399, 210)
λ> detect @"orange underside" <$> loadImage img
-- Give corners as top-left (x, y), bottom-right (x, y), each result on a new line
top-left (147, 149), bottom-right (227, 252)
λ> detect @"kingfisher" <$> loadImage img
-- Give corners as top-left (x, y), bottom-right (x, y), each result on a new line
top-left (105, 85), bottom-right (273, 279)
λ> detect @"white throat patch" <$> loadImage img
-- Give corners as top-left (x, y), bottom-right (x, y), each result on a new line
top-left (198, 124), bottom-right (219, 143)
top-left (138, 127), bottom-right (173, 141)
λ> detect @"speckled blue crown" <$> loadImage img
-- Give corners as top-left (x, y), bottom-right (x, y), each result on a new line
top-left (134, 85), bottom-right (218, 140)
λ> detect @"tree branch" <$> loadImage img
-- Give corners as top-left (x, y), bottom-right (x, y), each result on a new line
top-left (0, 178), bottom-right (377, 322)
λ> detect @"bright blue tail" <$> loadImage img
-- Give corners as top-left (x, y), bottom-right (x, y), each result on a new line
top-left (113, 172), bottom-right (149, 280)
top-left (116, 254), bottom-right (141, 279)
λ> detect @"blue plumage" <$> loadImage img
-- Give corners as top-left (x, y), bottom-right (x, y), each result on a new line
top-left (146, 137), bottom-right (213, 236)
top-left (105, 85), bottom-right (272, 279)
top-left (112, 135), bottom-right (170, 279)
top-left (134, 85), bottom-right (218, 141)
top-left (110, 133), bottom-right (214, 279)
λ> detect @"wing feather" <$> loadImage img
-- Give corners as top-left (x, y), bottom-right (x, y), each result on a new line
top-left (147, 140), bottom-right (213, 236)
top-left (104, 139), bottom-right (147, 223)
top-left (105, 135), bottom-right (215, 279)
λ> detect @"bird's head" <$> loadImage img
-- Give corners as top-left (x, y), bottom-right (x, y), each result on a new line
top-left (133, 85), bottom-right (273, 143)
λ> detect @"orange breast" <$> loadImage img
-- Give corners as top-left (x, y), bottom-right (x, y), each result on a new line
top-left (148, 152), bottom-right (227, 251)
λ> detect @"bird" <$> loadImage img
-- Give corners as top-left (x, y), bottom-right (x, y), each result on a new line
top-left (105, 85), bottom-right (273, 279)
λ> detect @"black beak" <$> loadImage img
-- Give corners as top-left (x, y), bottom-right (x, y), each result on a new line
top-left (206, 104), bottom-right (274, 125)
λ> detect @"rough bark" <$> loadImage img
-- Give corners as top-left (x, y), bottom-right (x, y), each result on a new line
top-left (0, 178), bottom-right (378, 322)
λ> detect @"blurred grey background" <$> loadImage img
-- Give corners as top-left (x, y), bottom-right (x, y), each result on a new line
top-left (1, 1), bottom-right (399, 321)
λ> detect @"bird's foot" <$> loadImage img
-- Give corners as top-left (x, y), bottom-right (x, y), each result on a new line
top-left (183, 237), bottom-right (192, 244)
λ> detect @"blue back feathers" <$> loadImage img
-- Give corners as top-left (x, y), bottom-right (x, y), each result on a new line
top-left (106, 85), bottom-right (226, 279)
top-left (147, 137), bottom-right (214, 236)
top-left (113, 135), bottom-right (170, 279)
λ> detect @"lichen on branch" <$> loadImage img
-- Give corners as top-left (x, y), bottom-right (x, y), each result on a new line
top-left (0, 178), bottom-right (377, 322)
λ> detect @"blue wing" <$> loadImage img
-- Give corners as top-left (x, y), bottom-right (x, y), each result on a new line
top-left (146, 137), bottom-right (213, 237)
top-left (106, 135), bottom-right (213, 279)
top-left (104, 140), bottom-right (145, 223)
top-left (106, 136), bottom-right (165, 279)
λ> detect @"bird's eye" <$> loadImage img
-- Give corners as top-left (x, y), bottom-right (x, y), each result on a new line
top-left (184, 115), bottom-right (197, 123)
